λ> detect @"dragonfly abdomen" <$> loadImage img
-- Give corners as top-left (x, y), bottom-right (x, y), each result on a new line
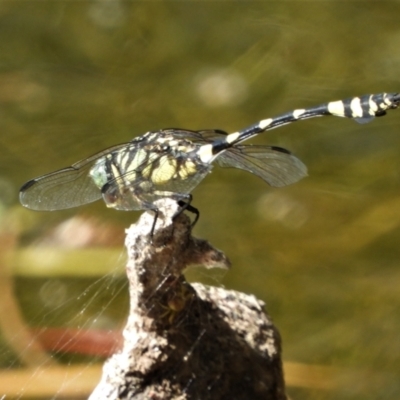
top-left (204, 93), bottom-right (400, 159)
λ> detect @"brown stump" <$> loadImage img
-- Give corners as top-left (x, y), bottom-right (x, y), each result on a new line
top-left (90, 199), bottom-right (286, 400)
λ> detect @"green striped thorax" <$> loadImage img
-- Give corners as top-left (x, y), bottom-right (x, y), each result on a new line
top-left (88, 131), bottom-right (212, 211)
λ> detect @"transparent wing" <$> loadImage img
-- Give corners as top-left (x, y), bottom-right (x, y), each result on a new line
top-left (171, 129), bottom-right (307, 187)
top-left (217, 145), bottom-right (308, 187)
top-left (19, 143), bottom-right (130, 210)
top-left (164, 128), bottom-right (229, 144)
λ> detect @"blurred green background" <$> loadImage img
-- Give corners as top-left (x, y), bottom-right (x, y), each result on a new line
top-left (0, 1), bottom-right (400, 399)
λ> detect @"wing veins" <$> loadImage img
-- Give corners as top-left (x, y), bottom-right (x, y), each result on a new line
top-left (217, 145), bottom-right (308, 187)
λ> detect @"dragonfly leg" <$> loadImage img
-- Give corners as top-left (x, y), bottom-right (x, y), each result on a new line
top-left (149, 208), bottom-right (159, 237)
top-left (176, 194), bottom-right (200, 228)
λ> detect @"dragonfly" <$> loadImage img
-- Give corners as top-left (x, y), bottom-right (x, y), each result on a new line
top-left (20, 92), bottom-right (400, 235)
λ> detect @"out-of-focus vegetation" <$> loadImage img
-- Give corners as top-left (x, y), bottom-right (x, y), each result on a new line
top-left (0, 1), bottom-right (400, 398)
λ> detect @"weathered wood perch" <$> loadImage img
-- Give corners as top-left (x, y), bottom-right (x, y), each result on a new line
top-left (89, 199), bottom-right (286, 400)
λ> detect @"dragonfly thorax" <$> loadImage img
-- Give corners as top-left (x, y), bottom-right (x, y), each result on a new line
top-left (86, 130), bottom-right (213, 212)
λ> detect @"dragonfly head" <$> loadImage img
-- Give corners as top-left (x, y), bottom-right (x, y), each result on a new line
top-left (90, 158), bottom-right (108, 189)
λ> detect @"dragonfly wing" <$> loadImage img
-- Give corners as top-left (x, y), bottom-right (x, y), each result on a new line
top-left (217, 145), bottom-right (308, 187)
top-left (20, 165), bottom-right (103, 210)
top-left (163, 128), bottom-right (228, 144)
top-left (19, 143), bottom-right (130, 210)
